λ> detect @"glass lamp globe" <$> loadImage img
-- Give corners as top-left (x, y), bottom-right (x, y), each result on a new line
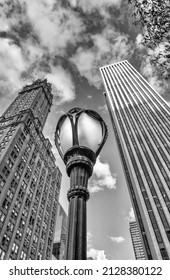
top-left (55, 108), bottom-right (108, 163)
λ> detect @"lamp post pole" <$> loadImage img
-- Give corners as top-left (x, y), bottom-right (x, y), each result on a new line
top-left (64, 146), bottom-right (96, 259)
top-left (55, 108), bottom-right (108, 260)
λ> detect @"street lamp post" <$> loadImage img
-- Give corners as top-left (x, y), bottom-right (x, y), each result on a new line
top-left (55, 108), bottom-right (108, 260)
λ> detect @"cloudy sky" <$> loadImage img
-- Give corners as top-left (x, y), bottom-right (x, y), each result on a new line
top-left (0, 0), bottom-right (170, 260)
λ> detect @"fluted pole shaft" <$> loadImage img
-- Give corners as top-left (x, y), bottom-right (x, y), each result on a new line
top-left (64, 148), bottom-right (96, 260)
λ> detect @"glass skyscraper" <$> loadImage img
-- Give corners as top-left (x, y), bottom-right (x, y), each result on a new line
top-left (0, 79), bottom-right (62, 260)
top-left (100, 60), bottom-right (170, 260)
top-left (129, 221), bottom-right (145, 260)
top-left (52, 203), bottom-right (67, 260)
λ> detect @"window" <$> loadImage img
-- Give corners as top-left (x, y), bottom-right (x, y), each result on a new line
top-left (21, 180), bottom-right (27, 190)
top-left (24, 238), bottom-right (29, 248)
top-left (0, 129), bottom-right (5, 137)
top-left (2, 198), bottom-right (10, 210)
top-left (0, 146), bottom-right (5, 153)
top-left (6, 158), bottom-right (13, 169)
top-left (46, 247), bottom-right (51, 259)
top-left (18, 188), bottom-right (25, 199)
top-left (11, 179), bottom-right (17, 189)
top-left (27, 119), bottom-right (32, 127)
top-left (17, 160), bottom-right (25, 173)
top-left (29, 215), bottom-right (35, 226)
top-left (37, 252), bottom-right (42, 260)
top-left (11, 209), bottom-right (18, 220)
top-left (6, 221), bottom-right (14, 232)
top-left (43, 222), bottom-right (47, 230)
top-left (26, 227), bottom-right (32, 236)
top-left (23, 126), bottom-right (29, 135)
top-left (7, 189), bottom-right (13, 200)
top-left (14, 199), bottom-right (21, 210)
top-left (31, 246), bottom-right (36, 256)
top-left (20, 132), bottom-right (26, 142)
top-left (0, 248), bottom-right (5, 260)
top-left (4, 135), bottom-right (12, 141)
top-left (0, 211), bottom-right (5, 222)
top-left (33, 235), bottom-right (38, 243)
top-left (22, 208), bottom-right (28, 218)
top-left (27, 189), bottom-right (33, 198)
top-left (11, 243), bottom-right (19, 254)
top-left (16, 229), bottom-right (22, 241)
top-left (25, 197), bottom-right (31, 207)
top-left (24, 168), bottom-right (31, 181)
top-left (19, 218), bottom-right (25, 229)
top-left (48, 237), bottom-right (52, 246)
top-left (2, 234), bottom-right (10, 246)
top-left (21, 155), bottom-right (27, 163)
top-left (14, 143), bottom-right (20, 153)
top-left (2, 166), bottom-right (10, 178)
top-left (20, 251), bottom-right (26, 260)
top-left (41, 230), bottom-right (45, 239)
top-left (0, 175), bottom-right (5, 188)
top-left (30, 180), bottom-right (36, 191)
top-left (160, 248), bottom-right (169, 260)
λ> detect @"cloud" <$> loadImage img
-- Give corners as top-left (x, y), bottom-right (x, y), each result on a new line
top-left (0, 38), bottom-right (26, 95)
top-left (87, 232), bottom-right (93, 250)
top-left (0, 37), bottom-right (75, 104)
top-left (0, 0), bottom-right (134, 103)
top-left (23, 0), bottom-right (85, 55)
top-left (98, 104), bottom-right (108, 112)
top-left (70, 27), bottom-right (134, 88)
top-left (87, 232), bottom-right (107, 259)
top-left (0, 17), bottom-right (9, 32)
top-left (22, 40), bottom-right (44, 63)
top-left (135, 34), bottom-right (144, 50)
top-left (69, 0), bottom-right (122, 13)
top-left (0, 0), bottom-right (24, 32)
top-left (0, 0), bottom-right (81, 105)
top-left (125, 207), bottom-right (135, 222)
top-left (87, 248), bottom-right (107, 260)
top-left (109, 236), bottom-right (125, 243)
top-left (46, 66), bottom-right (76, 104)
top-left (89, 185), bottom-right (104, 193)
top-left (89, 156), bottom-right (116, 193)
top-left (140, 54), bottom-right (169, 95)
top-left (135, 35), bottom-right (170, 95)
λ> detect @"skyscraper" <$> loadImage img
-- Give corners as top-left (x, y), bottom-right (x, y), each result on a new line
top-left (0, 79), bottom-right (62, 260)
top-left (129, 221), bottom-right (146, 260)
top-left (100, 60), bottom-right (170, 260)
top-left (52, 203), bottom-right (67, 260)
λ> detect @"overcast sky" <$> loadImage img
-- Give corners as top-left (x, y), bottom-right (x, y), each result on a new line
top-left (0, 0), bottom-right (170, 260)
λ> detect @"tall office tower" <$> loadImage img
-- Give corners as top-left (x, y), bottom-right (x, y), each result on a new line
top-left (100, 60), bottom-right (170, 260)
top-left (0, 79), bottom-right (62, 260)
top-left (129, 221), bottom-right (146, 260)
top-left (52, 203), bottom-right (67, 260)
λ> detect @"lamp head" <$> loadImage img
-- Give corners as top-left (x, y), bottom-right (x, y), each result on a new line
top-left (55, 107), bottom-right (108, 165)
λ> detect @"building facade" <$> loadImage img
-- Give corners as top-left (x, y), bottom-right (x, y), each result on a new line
top-left (100, 60), bottom-right (170, 260)
top-left (129, 221), bottom-right (146, 260)
top-left (0, 79), bottom-right (62, 260)
top-left (52, 203), bottom-right (67, 260)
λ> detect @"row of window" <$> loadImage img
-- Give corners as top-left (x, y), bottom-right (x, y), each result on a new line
top-left (111, 84), bottom-right (170, 230)
top-left (119, 104), bottom-right (170, 239)
top-left (125, 104), bottom-right (170, 212)
top-left (109, 105), bottom-right (153, 259)
top-left (0, 128), bottom-right (59, 260)
top-left (112, 62), bottom-right (170, 148)
top-left (114, 107), bottom-right (169, 260)
top-left (121, 61), bottom-right (170, 130)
